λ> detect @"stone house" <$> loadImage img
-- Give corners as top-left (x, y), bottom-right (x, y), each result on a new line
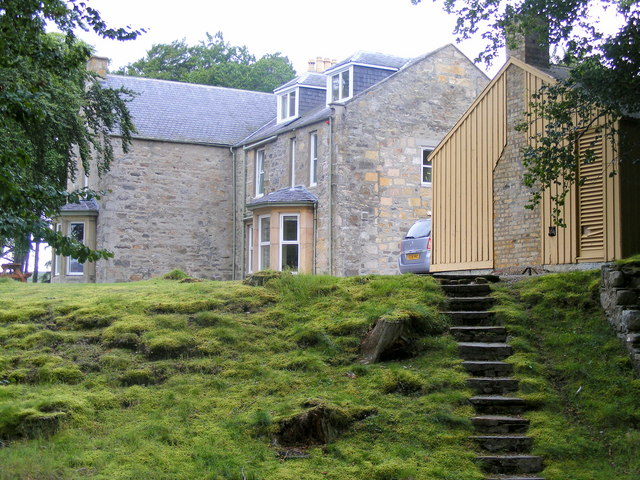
top-left (237, 46), bottom-right (488, 277)
top-left (53, 45), bottom-right (488, 282)
top-left (428, 38), bottom-right (640, 273)
top-left (52, 74), bottom-right (275, 283)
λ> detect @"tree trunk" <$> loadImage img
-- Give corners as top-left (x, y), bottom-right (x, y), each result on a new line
top-left (360, 319), bottom-right (413, 364)
top-left (33, 240), bottom-right (40, 283)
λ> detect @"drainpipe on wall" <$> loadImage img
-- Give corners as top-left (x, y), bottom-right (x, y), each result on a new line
top-left (312, 202), bottom-right (317, 274)
top-left (230, 146), bottom-right (237, 280)
top-left (241, 148), bottom-right (248, 276)
top-left (328, 113), bottom-right (334, 276)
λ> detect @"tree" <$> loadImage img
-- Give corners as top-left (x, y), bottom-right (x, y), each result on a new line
top-left (116, 31), bottom-right (296, 93)
top-left (0, 0), bottom-right (142, 271)
top-left (416, 0), bottom-right (640, 225)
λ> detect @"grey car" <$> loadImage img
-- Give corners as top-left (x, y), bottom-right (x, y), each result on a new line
top-left (398, 219), bottom-right (431, 274)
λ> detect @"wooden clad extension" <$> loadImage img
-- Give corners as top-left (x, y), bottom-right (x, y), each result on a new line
top-left (541, 119), bottom-right (622, 265)
top-left (430, 69), bottom-right (507, 272)
top-left (431, 56), bottom-right (634, 272)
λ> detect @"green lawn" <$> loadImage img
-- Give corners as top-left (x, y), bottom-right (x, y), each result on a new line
top-left (0, 273), bottom-right (481, 480)
top-left (491, 270), bottom-right (640, 480)
top-left (0, 269), bottom-right (638, 480)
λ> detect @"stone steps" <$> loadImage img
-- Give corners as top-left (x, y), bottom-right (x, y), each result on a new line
top-left (467, 377), bottom-right (519, 395)
top-left (477, 455), bottom-right (544, 475)
top-left (450, 326), bottom-right (507, 342)
top-left (445, 311), bottom-right (497, 326)
top-left (438, 275), bottom-right (544, 479)
top-left (462, 361), bottom-right (514, 377)
top-left (470, 396), bottom-right (528, 415)
top-left (433, 273), bottom-right (501, 283)
top-left (448, 296), bottom-right (496, 311)
top-left (484, 477), bottom-right (544, 480)
top-left (458, 342), bottom-right (514, 360)
top-left (471, 415), bottom-right (530, 434)
top-left (442, 284), bottom-right (492, 297)
top-left (470, 435), bottom-right (533, 453)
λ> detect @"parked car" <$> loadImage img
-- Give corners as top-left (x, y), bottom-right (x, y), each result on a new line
top-left (398, 218), bottom-right (431, 274)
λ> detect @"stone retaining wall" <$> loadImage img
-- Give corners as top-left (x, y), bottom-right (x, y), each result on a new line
top-left (600, 262), bottom-right (640, 374)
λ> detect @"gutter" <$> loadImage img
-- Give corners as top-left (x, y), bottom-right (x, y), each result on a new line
top-left (242, 135), bottom-right (278, 151)
top-left (246, 201), bottom-right (317, 211)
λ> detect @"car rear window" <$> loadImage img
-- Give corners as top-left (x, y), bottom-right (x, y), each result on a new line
top-left (405, 220), bottom-right (431, 238)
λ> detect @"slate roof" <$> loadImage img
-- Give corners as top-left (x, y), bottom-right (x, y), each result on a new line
top-left (104, 75), bottom-right (276, 146)
top-left (237, 105), bottom-right (332, 147)
top-left (539, 64), bottom-right (572, 81)
top-left (274, 72), bottom-right (327, 93)
top-left (247, 186), bottom-right (318, 208)
top-left (238, 48), bottom-right (452, 147)
top-left (60, 199), bottom-right (99, 212)
top-left (325, 51), bottom-right (411, 73)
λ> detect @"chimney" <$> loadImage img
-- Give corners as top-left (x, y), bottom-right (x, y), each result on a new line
top-left (87, 55), bottom-right (109, 77)
top-left (506, 20), bottom-right (550, 69)
top-left (308, 57), bottom-right (339, 73)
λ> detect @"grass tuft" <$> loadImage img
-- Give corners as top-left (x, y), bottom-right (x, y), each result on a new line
top-left (161, 269), bottom-right (190, 280)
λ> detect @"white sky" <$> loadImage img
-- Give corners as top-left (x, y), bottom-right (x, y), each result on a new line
top-left (77, 0), bottom-right (505, 77)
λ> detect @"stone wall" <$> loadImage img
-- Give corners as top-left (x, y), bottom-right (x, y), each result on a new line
top-left (493, 65), bottom-right (542, 269)
top-left (95, 139), bottom-right (234, 282)
top-left (331, 45), bottom-right (488, 276)
top-left (600, 262), bottom-right (640, 374)
top-left (241, 122), bottom-right (332, 275)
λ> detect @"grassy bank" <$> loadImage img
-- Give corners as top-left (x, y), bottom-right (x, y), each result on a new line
top-left (2, 269), bottom-right (638, 480)
top-left (0, 274), bottom-right (482, 480)
top-left (493, 271), bottom-right (640, 480)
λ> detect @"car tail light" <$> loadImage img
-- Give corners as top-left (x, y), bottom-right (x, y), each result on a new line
top-left (427, 237), bottom-right (432, 251)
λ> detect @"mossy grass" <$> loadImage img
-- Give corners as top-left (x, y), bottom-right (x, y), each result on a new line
top-left (492, 271), bottom-right (640, 479)
top-left (4, 270), bottom-right (636, 478)
top-left (0, 274), bottom-right (485, 479)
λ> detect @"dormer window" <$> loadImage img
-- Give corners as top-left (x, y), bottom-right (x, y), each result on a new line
top-left (277, 89), bottom-right (298, 123)
top-left (328, 67), bottom-right (352, 103)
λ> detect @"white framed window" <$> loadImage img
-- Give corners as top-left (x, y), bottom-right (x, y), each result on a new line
top-left (67, 222), bottom-right (85, 275)
top-left (421, 148), bottom-right (433, 186)
top-left (258, 215), bottom-right (270, 271)
top-left (246, 224), bottom-right (254, 274)
top-left (279, 214), bottom-right (299, 272)
top-left (255, 149), bottom-right (265, 197)
top-left (277, 89), bottom-right (298, 123)
top-left (309, 132), bottom-right (318, 186)
top-left (290, 138), bottom-right (296, 187)
top-left (54, 223), bottom-right (61, 276)
top-left (327, 67), bottom-right (352, 103)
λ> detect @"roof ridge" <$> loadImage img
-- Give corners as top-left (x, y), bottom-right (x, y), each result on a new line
top-left (106, 74), bottom-right (275, 96)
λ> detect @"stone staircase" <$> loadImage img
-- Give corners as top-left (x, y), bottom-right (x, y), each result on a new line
top-left (436, 275), bottom-right (545, 480)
